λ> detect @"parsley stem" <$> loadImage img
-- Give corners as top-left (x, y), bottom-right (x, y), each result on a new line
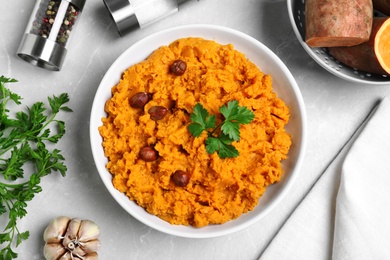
top-left (0, 181), bottom-right (29, 189)
top-left (208, 121), bottom-right (224, 137)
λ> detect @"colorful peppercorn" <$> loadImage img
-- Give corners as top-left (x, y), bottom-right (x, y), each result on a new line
top-left (30, 0), bottom-right (80, 47)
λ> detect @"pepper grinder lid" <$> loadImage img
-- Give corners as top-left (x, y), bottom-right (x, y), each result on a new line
top-left (17, 0), bottom-right (86, 71)
top-left (103, 0), bottom-right (190, 36)
top-left (103, 0), bottom-right (138, 36)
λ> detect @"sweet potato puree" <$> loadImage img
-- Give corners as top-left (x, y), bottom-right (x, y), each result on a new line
top-left (99, 37), bottom-right (291, 227)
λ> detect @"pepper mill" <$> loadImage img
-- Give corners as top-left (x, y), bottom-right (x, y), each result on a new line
top-left (17, 0), bottom-right (86, 71)
top-left (103, 0), bottom-right (194, 36)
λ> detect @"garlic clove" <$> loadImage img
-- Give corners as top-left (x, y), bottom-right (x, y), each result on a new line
top-left (71, 253), bottom-right (98, 260)
top-left (43, 243), bottom-right (66, 260)
top-left (80, 239), bottom-right (101, 254)
top-left (82, 252), bottom-right (99, 260)
top-left (62, 218), bottom-right (82, 250)
top-left (43, 216), bottom-right (70, 243)
top-left (58, 252), bottom-right (74, 260)
top-left (71, 245), bottom-right (87, 257)
top-left (77, 220), bottom-right (100, 242)
top-left (62, 219), bottom-right (79, 246)
top-left (65, 218), bottom-right (82, 240)
top-left (58, 252), bottom-right (72, 260)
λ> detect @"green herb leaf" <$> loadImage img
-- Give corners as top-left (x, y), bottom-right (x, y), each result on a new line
top-left (188, 103), bottom-right (216, 137)
top-left (16, 231), bottom-right (29, 247)
top-left (220, 119), bottom-right (240, 141)
top-left (189, 100), bottom-right (254, 159)
top-left (220, 100), bottom-right (255, 141)
top-left (0, 76), bottom-right (71, 259)
top-left (205, 135), bottom-right (239, 159)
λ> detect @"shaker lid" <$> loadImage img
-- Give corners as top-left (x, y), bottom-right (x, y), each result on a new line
top-left (103, 0), bottom-right (139, 36)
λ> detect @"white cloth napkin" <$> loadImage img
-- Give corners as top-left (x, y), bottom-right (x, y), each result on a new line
top-left (260, 97), bottom-right (390, 260)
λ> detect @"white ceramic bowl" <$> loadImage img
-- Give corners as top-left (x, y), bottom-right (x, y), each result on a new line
top-left (90, 24), bottom-right (306, 238)
top-left (287, 0), bottom-right (390, 85)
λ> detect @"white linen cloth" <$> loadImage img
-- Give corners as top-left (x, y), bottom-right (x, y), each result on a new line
top-left (260, 97), bottom-right (390, 260)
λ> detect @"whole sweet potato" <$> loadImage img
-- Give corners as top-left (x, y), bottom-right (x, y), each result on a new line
top-left (373, 0), bottom-right (390, 15)
top-left (305, 0), bottom-right (373, 47)
top-left (328, 17), bottom-right (390, 75)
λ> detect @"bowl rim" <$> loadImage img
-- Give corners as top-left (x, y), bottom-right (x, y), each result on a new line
top-left (90, 24), bottom-right (307, 238)
top-left (286, 0), bottom-right (390, 85)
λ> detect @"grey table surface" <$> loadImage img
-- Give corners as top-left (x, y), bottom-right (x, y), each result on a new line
top-left (1, 0), bottom-right (389, 259)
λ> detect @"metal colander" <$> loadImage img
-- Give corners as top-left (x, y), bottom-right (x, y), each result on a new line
top-left (287, 0), bottom-right (390, 85)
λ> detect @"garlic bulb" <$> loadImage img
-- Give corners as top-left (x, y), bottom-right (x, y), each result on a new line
top-left (43, 216), bottom-right (100, 260)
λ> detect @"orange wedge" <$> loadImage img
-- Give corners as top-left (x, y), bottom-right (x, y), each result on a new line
top-left (328, 17), bottom-right (390, 75)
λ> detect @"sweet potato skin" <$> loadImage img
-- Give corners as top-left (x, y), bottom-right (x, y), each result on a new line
top-left (328, 18), bottom-right (390, 75)
top-left (305, 0), bottom-right (373, 47)
top-left (373, 0), bottom-right (390, 15)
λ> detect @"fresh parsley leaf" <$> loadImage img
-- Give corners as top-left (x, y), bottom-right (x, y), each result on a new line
top-left (218, 143), bottom-right (239, 159)
top-left (0, 76), bottom-right (71, 259)
top-left (49, 93), bottom-right (72, 114)
top-left (205, 134), bottom-right (239, 159)
top-left (16, 231), bottom-right (29, 247)
top-left (220, 119), bottom-right (241, 141)
top-left (188, 100), bottom-right (254, 158)
top-left (188, 103), bottom-right (216, 137)
top-left (220, 100), bottom-right (255, 124)
top-left (220, 100), bottom-right (255, 141)
top-left (219, 132), bottom-right (235, 145)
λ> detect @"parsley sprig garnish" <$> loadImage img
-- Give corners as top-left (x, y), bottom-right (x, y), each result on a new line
top-left (0, 76), bottom-right (71, 259)
top-left (188, 100), bottom-right (254, 158)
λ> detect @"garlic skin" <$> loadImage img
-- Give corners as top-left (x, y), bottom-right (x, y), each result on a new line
top-left (43, 216), bottom-right (101, 260)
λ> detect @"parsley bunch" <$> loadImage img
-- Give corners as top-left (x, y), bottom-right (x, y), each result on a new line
top-left (188, 100), bottom-right (254, 158)
top-left (0, 76), bottom-right (71, 259)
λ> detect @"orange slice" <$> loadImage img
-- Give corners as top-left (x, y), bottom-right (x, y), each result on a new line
top-left (374, 17), bottom-right (390, 74)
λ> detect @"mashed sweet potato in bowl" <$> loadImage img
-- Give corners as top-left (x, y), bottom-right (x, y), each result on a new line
top-left (90, 25), bottom-right (306, 238)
